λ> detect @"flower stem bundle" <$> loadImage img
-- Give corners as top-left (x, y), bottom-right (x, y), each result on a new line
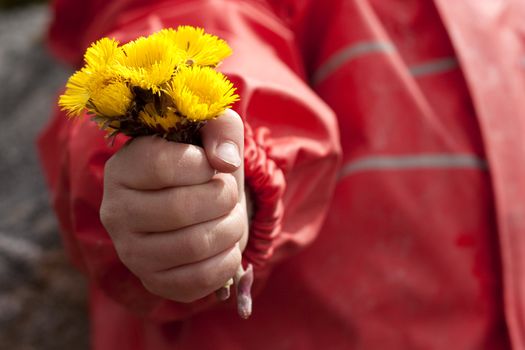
top-left (59, 26), bottom-right (253, 318)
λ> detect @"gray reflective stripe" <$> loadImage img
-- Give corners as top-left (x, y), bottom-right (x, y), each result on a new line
top-left (409, 57), bottom-right (459, 77)
top-left (311, 41), bottom-right (395, 85)
top-left (339, 154), bottom-right (488, 179)
top-left (312, 43), bottom-right (461, 85)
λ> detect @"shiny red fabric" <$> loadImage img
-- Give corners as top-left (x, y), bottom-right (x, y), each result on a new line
top-left (243, 123), bottom-right (286, 267)
top-left (39, 0), bottom-right (525, 349)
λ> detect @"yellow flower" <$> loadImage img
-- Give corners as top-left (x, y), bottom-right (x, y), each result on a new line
top-left (167, 65), bottom-right (239, 121)
top-left (59, 69), bottom-right (92, 116)
top-left (158, 26), bottom-right (232, 67)
top-left (139, 103), bottom-right (183, 133)
top-left (59, 26), bottom-right (240, 140)
top-left (59, 68), bottom-right (114, 117)
top-left (59, 38), bottom-right (124, 117)
top-left (117, 34), bottom-right (185, 92)
top-left (89, 80), bottom-right (133, 117)
top-left (84, 38), bottom-right (123, 71)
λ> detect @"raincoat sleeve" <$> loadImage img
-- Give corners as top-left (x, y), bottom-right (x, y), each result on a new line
top-left (39, 0), bottom-right (341, 321)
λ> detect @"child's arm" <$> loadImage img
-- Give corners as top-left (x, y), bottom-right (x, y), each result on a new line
top-left (40, 0), bottom-right (342, 321)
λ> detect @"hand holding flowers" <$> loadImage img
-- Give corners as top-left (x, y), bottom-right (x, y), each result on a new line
top-left (59, 26), bottom-right (253, 318)
top-left (100, 110), bottom-right (250, 309)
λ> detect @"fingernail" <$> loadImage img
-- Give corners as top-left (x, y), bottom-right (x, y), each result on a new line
top-left (216, 141), bottom-right (241, 167)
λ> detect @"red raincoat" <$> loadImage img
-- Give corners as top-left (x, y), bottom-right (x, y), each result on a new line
top-left (39, 0), bottom-right (525, 349)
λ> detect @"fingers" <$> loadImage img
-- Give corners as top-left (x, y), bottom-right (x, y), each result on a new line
top-left (109, 110), bottom-right (245, 190)
top-left (100, 109), bottom-right (250, 304)
top-left (201, 109), bottom-right (244, 174)
top-left (106, 136), bottom-right (215, 190)
top-left (142, 244), bottom-right (243, 303)
top-left (101, 173), bottom-right (238, 233)
top-left (116, 204), bottom-right (246, 275)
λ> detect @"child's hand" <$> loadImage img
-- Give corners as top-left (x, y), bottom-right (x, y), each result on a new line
top-left (100, 110), bottom-right (249, 303)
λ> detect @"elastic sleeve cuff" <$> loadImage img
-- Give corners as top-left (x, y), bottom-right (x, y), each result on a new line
top-left (242, 122), bottom-right (286, 269)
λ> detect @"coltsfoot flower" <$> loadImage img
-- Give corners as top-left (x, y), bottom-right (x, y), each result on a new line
top-left (89, 81), bottom-right (133, 117)
top-left (167, 65), bottom-right (239, 122)
top-left (59, 38), bottom-right (125, 117)
top-left (116, 34), bottom-right (185, 93)
top-left (157, 26), bottom-right (232, 67)
top-left (58, 26), bottom-right (239, 143)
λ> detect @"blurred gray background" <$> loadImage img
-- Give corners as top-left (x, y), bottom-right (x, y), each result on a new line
top-left (0, 3), bottom-right (89, 349)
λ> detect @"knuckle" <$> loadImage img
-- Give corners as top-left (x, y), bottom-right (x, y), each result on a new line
top-left (99, 202), bottom-right (112, 229)
top-left (195, 250), bottom-right (241, 292)
top-left (229, 247), bottom-right (243, 272)
top-left (201, 227), bottom-right (217, 255)
top-left (104, 149), bottom-right (128, 184)
top-left (184, 235), bottom-right (206, 262)
top-left (115, 240), bottom-right (139, 269)
top-left (99, 199), bottom-right (120, 234)
top-left (230, 229), bottom-right (244, 246)
top-left (215, 174), bottom-right (238, 211)
top-left (103, 155), bottom-right (116, 176)
top-left (150, 148), bottom-right (172, 185)
top-left (231, 207), bottom-right (247, 243)
top-left (100, 184), bottom-right (132, 234)
top-left (223, 248), bottom-right (242, 281)
top-left (100, 190), bottom-right (141, 234)
top-left (142, 273), bottom-right (181, 300)
top-left (215, 212), bottom-right (244, 247)
top-left (105, 148), bottom-right (125, 170)
top-left (141, 276), bottom-right (165, 297)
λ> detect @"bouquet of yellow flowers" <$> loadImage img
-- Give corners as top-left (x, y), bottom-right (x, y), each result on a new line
top-left (59, 26), bottom-right (239, 143)
top-left (59, 26), bottom-right (254, 319)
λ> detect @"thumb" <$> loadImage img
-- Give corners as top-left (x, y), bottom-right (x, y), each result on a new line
top-left (200, 109), bottom-right (244, 173)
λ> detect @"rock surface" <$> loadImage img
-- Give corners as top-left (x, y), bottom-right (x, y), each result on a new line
top-left (0, 5), bottom-right (89, 349)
